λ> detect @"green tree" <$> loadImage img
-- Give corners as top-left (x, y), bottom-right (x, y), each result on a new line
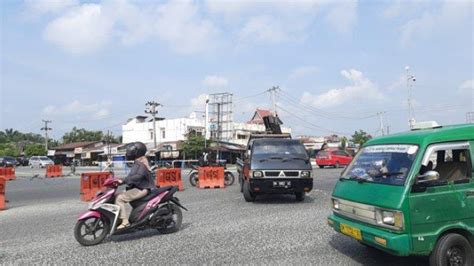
top-left (24, 144), bottom-right (47, 156)
top-left (0, 143), bottom-right (19, 157)
top-left (339, 136), bottom-right (347, 150)
top-left (351, 130), bottom-right (372, 146)
top-left (182, 135), bottom-right (206, 159)
top-left (62, 127), bottom-right (104, 143)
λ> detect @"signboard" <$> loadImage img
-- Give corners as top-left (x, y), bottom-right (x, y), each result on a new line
top-left (74, 148), bottom-right (83, 154)
top-left (47, 150), bottom-right (56, 156)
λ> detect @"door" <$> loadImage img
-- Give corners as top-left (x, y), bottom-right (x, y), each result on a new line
top-left (409, 142), bottom-right (474, 252)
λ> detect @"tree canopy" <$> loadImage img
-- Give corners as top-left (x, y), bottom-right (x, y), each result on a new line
top-left (61, 127), bottom-right (121, 144)
top-left (182, 135), bottom-right (206, 159)
top-left (351, 130), bottom-right (372, 146)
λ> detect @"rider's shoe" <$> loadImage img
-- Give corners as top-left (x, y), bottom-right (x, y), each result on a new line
top-left (117, 220), bottom-right (130, 230)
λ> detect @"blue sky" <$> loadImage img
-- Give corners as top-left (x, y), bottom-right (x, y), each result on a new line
top-left (1, 0), bottom-right (473, 139)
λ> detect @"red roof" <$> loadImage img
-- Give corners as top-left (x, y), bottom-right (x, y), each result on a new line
top-left (248, 108), bottom-right (273, 124)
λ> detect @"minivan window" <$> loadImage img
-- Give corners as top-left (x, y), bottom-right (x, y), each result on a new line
top-left (40, 156), bottom-right (50, 160)
top-left (252, 140), bottom-right (308, 158)
top-left (342, 144), bottom-right (419, 186)
top-left (420, 145), bottom-right (472, 183)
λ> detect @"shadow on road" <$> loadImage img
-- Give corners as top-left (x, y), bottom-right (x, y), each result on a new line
top-left (251, 194), bottom-right (315, 204)
top-left (328, 234), bottom-right (428, 266)
top-left (109, 222), bottom-right (191, 243)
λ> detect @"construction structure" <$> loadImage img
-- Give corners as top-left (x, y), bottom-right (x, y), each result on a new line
top-left (208, 92), bottom-right (233, 142)
top-left (467, 112), bottom-right (474, 124)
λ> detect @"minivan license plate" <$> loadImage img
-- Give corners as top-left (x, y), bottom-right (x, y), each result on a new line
top-left (340, 224), bottom-right (362, 240)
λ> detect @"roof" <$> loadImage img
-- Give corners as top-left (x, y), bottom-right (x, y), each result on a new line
top-left (248, 108), bottom-right (273, 124)
top-left (52, 141), bottom-right (102, 150)
top-left (365, 124), bottom-right (474, 147)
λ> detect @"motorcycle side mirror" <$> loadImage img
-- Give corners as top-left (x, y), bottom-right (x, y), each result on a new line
top-left (417, 170), bottom-right (440, 184)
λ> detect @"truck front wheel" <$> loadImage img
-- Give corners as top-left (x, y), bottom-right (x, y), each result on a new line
top-left (295, 192), bottom-right (305, 202)
top-left (429, 233), bottom-right (473, 266)
top-left (243, 181), bottom-right (256, 202)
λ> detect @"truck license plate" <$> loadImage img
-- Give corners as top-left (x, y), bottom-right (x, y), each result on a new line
top-left (340, 224), bottom-right (362, 240)
top-left (273, 181), bottom-right (291, 188)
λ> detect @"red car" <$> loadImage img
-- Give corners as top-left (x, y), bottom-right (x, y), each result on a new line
top-left (315, 149), bottom-right (352, 168)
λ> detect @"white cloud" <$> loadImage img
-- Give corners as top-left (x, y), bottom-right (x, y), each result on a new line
top-left (42, 100), bottom-right (112, 119)
top-left (459, 79), bottom-right (473, 94)
top-left (23, 0), bottom-right (78, 16)
top-left (190, 94), bottom-right (208, 111)
top-left (325, 0), bottom-right (358, 34)
top-left (300, 69), bottom-right (385, 108)
top-left (289, 65), bottom-right (319, 79)
top-left (385, 75), bottom-right (405, 91)
top-left (202, 75), bottom-right (229, 88)
top-left (400, 1), bottom-right (472, 46)
top-left (39, 0), bottom-right (218, 55)
top-left (238, 15), bottom-right (289, 44)
top-left (43, 4), bottom-right (113, 55)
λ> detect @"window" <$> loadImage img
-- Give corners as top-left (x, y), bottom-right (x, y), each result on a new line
top-left (420, 142), bottom-right (472, 183)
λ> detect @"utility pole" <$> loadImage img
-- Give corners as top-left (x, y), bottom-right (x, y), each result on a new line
top-left (205, 96), bottom-right (209, 148)
top-left (376, 112), bottom-right (386, 136)
top-left (405, 66), bottom-right (416, 129)
top-left (145, 101), bottom-right (162, 148)
top-left (267, 86), bottom-right (280, 115)
top-left (41, 120), bottom-right (52, 151)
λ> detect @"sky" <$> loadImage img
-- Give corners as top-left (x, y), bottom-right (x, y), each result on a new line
top-left (0, 0), bottom-right (473, 140)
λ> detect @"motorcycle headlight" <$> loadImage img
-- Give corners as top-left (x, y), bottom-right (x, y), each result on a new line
top-left (252, 170), bottom-right (263, 178)
top-left (301, 171), bottom-right (311, 178)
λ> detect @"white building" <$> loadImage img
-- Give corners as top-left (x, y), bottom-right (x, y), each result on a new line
top-left (122, 113), bottom-right (205, 145)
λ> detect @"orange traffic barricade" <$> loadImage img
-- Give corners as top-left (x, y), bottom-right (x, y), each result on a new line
top-left (80, 172), bottom-right (113, 202)
top-left (0, 177), bottom-right (5, 210)
top-left (46, 165), bottom-right (63, 178)
top-left (198, 167), bottom-right (225, 189)
top-left (156, 168), bottom-right (184, 191)
top-left (0, 167), bottom-right (16, 181)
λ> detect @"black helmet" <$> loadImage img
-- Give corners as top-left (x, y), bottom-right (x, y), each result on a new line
top-left (126, 142), bottom-right (147, 160)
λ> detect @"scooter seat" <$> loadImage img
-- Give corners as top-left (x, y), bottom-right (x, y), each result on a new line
top-left (130, 186), bottom-right (176, 207)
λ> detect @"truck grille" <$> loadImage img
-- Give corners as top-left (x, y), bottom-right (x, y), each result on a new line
top-left (264, 171), bottom-right (300, 177)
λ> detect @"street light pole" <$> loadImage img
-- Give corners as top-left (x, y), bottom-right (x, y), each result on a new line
top-left (405, 66), bottom-right (416, 129)
top-left (145, 101), bottom-right (161, 149)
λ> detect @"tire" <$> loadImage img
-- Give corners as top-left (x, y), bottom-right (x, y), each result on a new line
top-left (224, 172), bottom-right (235, 186)
top-left (157, 204), bottom-right (182, 234)
top-left (243, 181), bottom-right (256, 202)
top-left (295, 192), bottom-right (305, 202)
top-left (74, 217), bottom-right (110, 246)
top-left (189, 172), bottom-right (199, 187)
top-left (239, 176), bottom-right (243, 193)
top-left (429, 233), bottom-right (473, 266)
top-left (319, 165), bottom-right (324, 169)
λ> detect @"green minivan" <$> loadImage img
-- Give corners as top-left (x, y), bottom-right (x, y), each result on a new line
top-left (327, 123), bottom-right (474, 266)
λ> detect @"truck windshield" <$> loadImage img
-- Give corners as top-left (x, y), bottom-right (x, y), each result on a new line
top-left (341, 144), bottom-right (419, 186)
top-left (252, 140), bottom-right (308, 159)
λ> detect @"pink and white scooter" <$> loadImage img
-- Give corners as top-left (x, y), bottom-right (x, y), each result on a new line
top-left (74, 177), bottom-right (187, 246)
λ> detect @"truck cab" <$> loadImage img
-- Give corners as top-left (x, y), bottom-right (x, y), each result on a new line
top-left (237, 134), bottom-right (313, 202)
top-left (327, 123), bottom-right (474, 265)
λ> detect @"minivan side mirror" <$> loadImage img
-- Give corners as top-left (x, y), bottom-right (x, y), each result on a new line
top-left (417, 170), bottom-right (440, 184)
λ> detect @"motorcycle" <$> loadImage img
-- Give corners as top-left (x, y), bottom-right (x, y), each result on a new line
top-left (188, 165), bottom-right (235, 187)
top-left (74, 177), bottom-right (187, 246)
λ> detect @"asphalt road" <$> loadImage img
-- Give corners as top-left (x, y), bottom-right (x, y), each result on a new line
top-left (0, 166), bottom-right (428, 265)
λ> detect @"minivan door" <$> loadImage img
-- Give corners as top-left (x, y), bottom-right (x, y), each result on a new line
top-left (409, 142), bottom-right (473, 252)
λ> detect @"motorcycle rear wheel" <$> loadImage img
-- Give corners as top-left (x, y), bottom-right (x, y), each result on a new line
top-left (189, 172), bottom-right (199, 187)
top-left (74, 216), bottom-right (110, 246)
top-left (157, 204), bottom-right (182, 234)
top-left (224, 171), bottom-right (235, 186)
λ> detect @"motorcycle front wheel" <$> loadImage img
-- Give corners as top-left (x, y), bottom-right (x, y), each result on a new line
top-left (74, 216), bottom-right (110, 246)
top-left (189, 172), bottom-right (199, 187)
top-left (224, 171), bottom-right (235, 186)
top-left (157, 204), bottom-right (182, 234)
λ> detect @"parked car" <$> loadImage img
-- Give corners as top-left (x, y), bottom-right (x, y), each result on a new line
top-left (17, 156), bottom-right (29, 166)
top-left (327, 123), bottom-right (474, 264)
top-left (0, 156), bottom-right (19, 167)
top-left (29, 156), bottom-right (54, 168)
top-left (237, 134), bottom-right (313, 202)
top-left (316, 149), bottom-right (353, 168)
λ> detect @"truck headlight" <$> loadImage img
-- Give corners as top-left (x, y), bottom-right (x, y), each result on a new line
top-left (332, 199), bottom-right (340, 210)
top-left (301, 171), bottom-right (311, 178)
top-left (252, 171), bottom-right (263, 178)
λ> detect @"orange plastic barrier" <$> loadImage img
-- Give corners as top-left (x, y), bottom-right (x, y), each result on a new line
top-left (156, 168), bottom-right (184, 191)
top-left (0, 167), bottom-right (16, 181)
top-left (0, 177), bottom-right (5, 210)
top-left (80, 172), bottom-right (113, 202)
top-left (198, 167), bottom-right (225, 189)
top-left (46, 165), bottom-right (63, 178)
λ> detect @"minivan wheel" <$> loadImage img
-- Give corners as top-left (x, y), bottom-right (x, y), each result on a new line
top-left (243, 181), bottom-right (256, 202)
top-left (429, 233), bottom-right (473, 266)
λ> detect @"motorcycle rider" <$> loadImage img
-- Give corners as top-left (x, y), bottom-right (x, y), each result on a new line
top-left (116, 142), bottom-right (155, 229)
